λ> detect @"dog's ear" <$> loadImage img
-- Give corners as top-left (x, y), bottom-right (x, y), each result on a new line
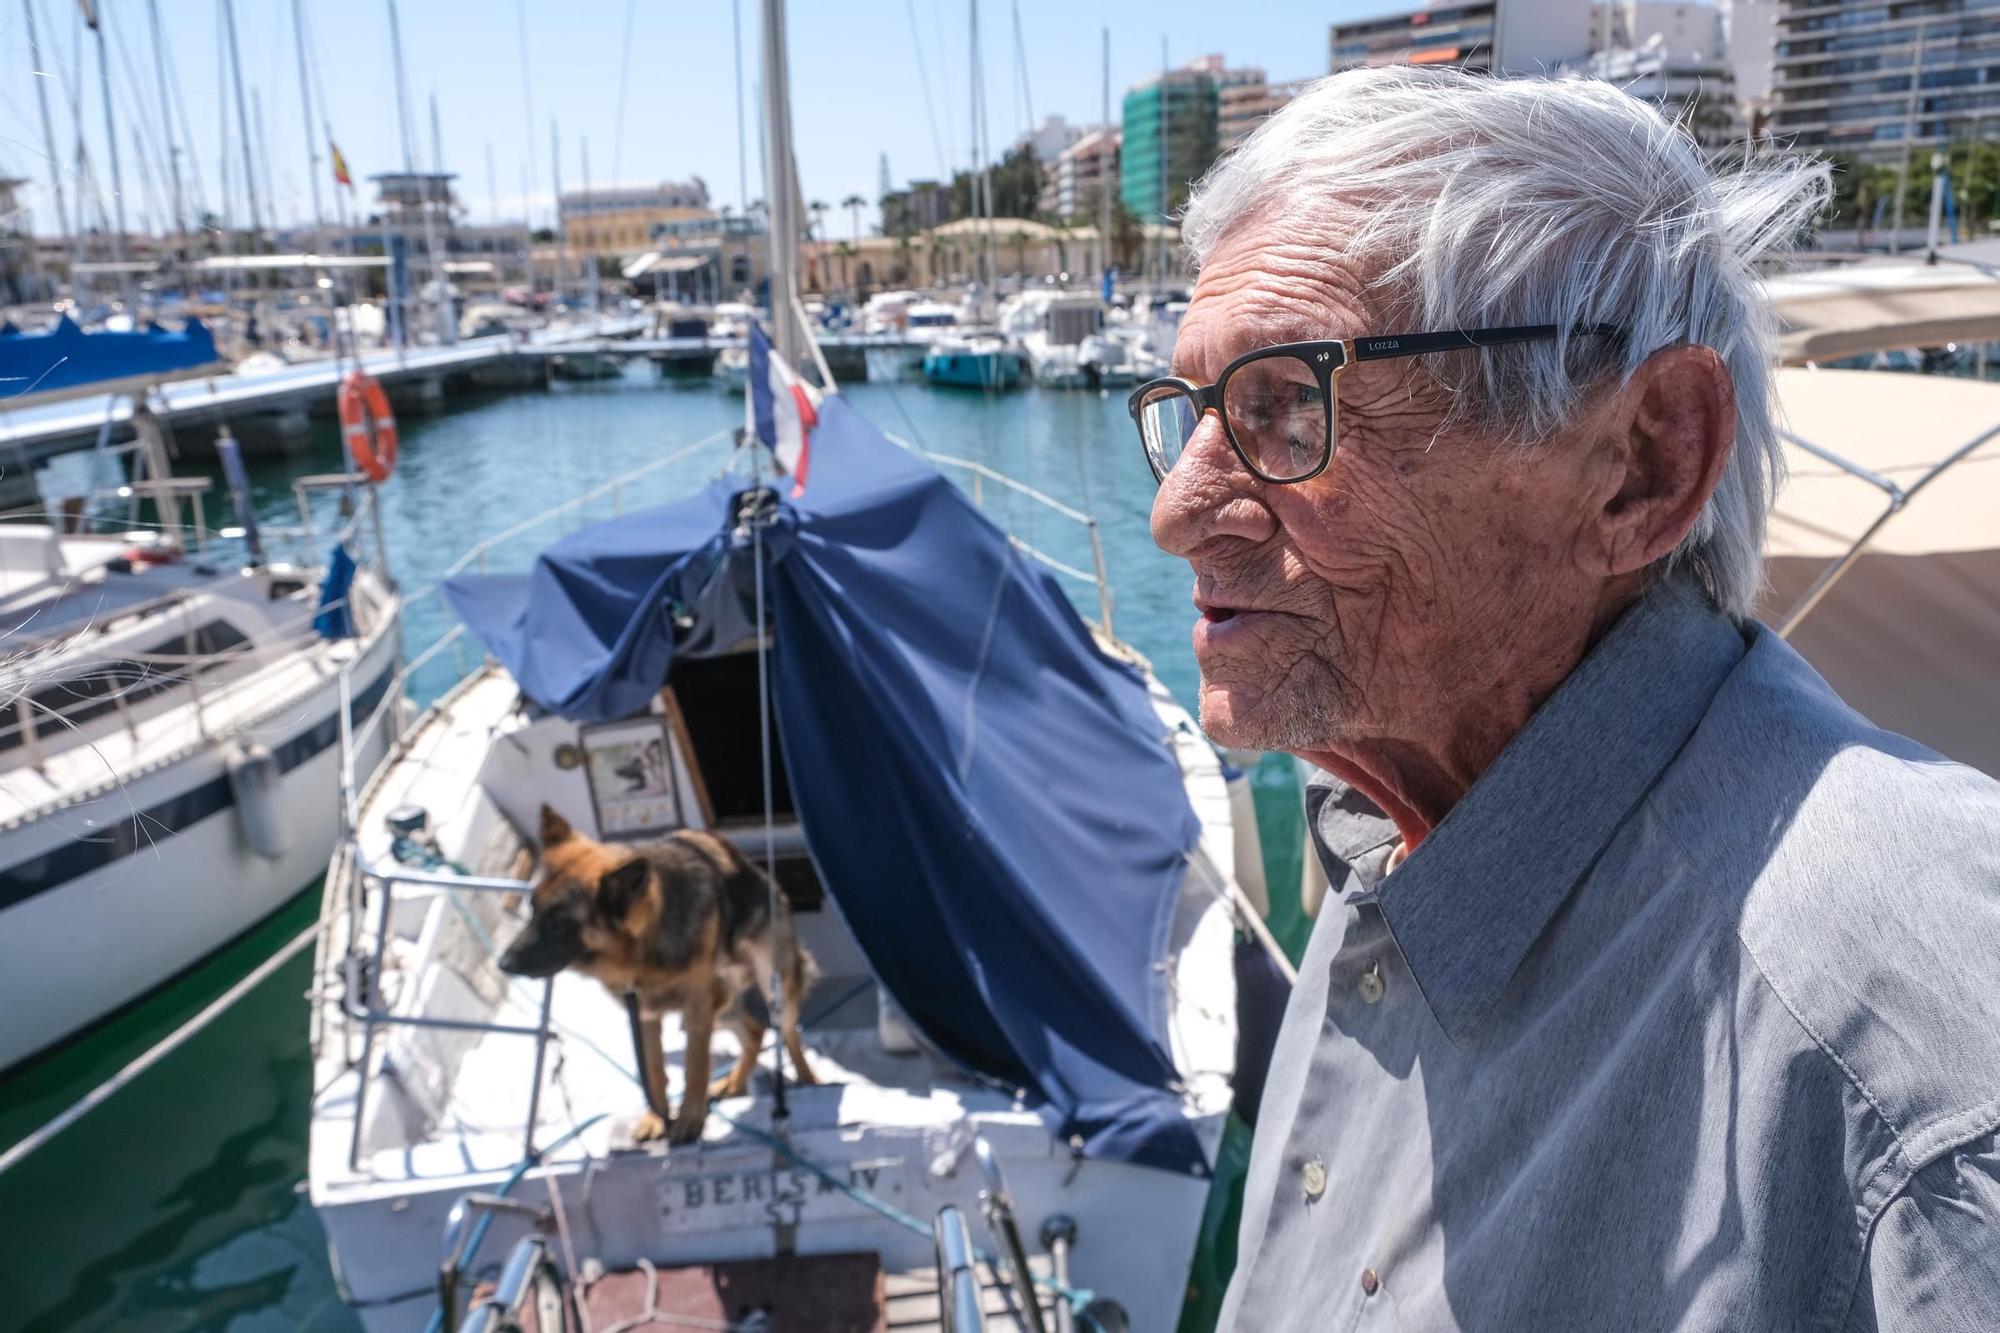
top-left (539, 803), bottom-right (573, 849)
top-left (597, 857), bottom-right (652, 924)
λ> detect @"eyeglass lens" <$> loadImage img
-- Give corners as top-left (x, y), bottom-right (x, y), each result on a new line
top-left (1137, 351), bottom-right (1332, 483)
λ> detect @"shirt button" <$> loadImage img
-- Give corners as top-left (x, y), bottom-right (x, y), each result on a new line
top-left (1357, 959), bottom-right (1385, 1004)
top-left (1301, 1156), bottom-right (1327, 1201)
top-left (1360, 1268), bottom-right (1380, 1296)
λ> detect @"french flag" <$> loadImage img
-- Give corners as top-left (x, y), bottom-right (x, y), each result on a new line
top-left (748, 320), bottom-right (819, 496)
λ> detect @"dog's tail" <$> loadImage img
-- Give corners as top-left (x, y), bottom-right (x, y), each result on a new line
top-left (791, 936), bottom-right (820, 999)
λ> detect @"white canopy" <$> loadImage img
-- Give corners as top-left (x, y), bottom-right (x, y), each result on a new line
top-left (1763, 366), bottom-right (2000, 776)
top-left (621, 251), bottom-right (708, 280)
top-left (1764, 252), bottom-right (2000, 365)
top-left (192, 253), bottom-right (389, 273)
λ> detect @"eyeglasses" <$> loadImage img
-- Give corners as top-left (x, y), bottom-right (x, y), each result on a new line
top-left (1129, 324), bottom-right (1624, 486)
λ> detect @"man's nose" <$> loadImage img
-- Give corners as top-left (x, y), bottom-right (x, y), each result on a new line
top-left (1150, 410), bottom-right (1278, 558)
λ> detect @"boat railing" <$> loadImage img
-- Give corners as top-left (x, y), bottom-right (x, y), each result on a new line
top-left (916, 449), bottom-right (1116, 636)
top-left (440, 431), bottom-right (731, 581)
top-left (319, 433), bottom-right (736, 1133)
top-left (0, 579), bottom-right (380, 769)
top-left (933, 1206), bottom-right (991, 1333)
top-left (1775, 413), bottom-right (2000, 636)
top-left (336, 850), bottom-right (556, 1173)
top-left (0, 477), bottom-right (223, 557)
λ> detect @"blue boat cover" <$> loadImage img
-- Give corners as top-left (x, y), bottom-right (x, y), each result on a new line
top-left (0, 315), bottom-right (220, 400)
top-left (445, 397), bottom-right (1212, 1174)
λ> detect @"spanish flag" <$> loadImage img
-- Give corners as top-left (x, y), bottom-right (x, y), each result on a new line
top-left (330, 142), bottom-right (353, 189)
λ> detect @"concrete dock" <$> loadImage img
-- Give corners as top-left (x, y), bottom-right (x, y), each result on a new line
top-left (0, 321), bottom-right (920, 470)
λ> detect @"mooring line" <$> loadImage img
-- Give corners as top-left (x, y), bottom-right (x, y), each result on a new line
top-left (0, 923), bottom-right (318, 1177)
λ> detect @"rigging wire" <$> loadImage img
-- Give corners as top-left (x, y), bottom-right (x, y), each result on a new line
top-left (157, 7), bottom-right (211, 243)
top-left (1011, 0), bottom-right (1034, 140)
top-left (608, 0), bottom-right (636, 186)
top-left (931, 0), bottom-right (958, 180)
top-left (902, 0), bottom-right (950, 184)
top-left (514, 0), bottom-right (541, 262)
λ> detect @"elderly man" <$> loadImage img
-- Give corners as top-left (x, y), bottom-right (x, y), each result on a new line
top-left (1139, 68), bottom-right (2000, 1330)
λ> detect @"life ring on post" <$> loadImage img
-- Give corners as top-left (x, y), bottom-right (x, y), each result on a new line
top-left (337, 370), bottom-right (398, 482)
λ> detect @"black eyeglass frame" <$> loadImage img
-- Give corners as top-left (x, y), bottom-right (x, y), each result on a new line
top-left (1129, 323), bottom-right (1625, 485)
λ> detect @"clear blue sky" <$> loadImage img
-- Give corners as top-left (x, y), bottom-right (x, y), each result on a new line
top-left (0, 0), bottom-right (1394, 240)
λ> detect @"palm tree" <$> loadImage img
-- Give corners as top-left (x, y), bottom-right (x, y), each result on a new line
top-left (842, 192), bottom-right (866, 246)
top-left (808, 199), bottom-right (829, 241)
top-left (836, 240), bottom-right (855, 294)
top-left (894, 232), bottom-right (914, 284)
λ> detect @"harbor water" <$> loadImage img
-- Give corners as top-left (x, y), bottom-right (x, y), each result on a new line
top-left (0, 368), bottom-right (1312, 1331)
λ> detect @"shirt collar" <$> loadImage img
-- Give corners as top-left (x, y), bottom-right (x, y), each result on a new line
top-left (1313, 575), bottom-right (1748, 1045)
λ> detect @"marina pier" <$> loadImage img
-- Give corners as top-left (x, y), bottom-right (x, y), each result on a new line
top-left (0, 319), bottom-right (908, 472)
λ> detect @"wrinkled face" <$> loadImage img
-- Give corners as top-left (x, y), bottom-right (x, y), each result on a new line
top-left (498, 806), bottom-right (651, 979)
top-left (1150, 212), bottom-right (1604, 754)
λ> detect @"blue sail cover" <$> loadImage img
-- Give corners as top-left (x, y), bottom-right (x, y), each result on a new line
top-left (0, 315), bottom-right (220, 400)
top-left (445, 397), bottom-right (1211, 1174)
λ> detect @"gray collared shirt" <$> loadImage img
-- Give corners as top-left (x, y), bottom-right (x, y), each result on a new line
top-left (1219, 577), bottom-right (2000, 1332)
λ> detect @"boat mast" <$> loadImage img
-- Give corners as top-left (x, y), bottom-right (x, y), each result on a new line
top-left (979, 5), bottom-right (1001, 319)
top-left (290, 0), bottom-right (327, 257)
top-left (733, 0), bottom-right (749, 216)
top-left (145, 0), bottom-right (187, 259)
top-left (253, 89), bottom-right (277, 239)
top-left (514, 0), bottom-right (538, 300)
top-left (220, 0), bottom-right (261, 243)
top-left (549, 118), bottom-right (565, 299)
top-left (758, 0), bottom-right (806, 366)
top-left (23, 0), bottom-right (76, 281)
top-left (386, 0), bottom-right (448, 342)
top-left (83, 2), bottom-right (130, 291)
top-left (581, 136), bottom-right (600, 325)
top-left (1099, 26), bottom-right (1111, 294)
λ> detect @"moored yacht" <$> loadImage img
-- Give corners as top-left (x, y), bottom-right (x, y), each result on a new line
top-left (999, 289), bottom-right (1108, 389)
top-left (922, 332), bottom-right (1025, 390)
top-left (0, 418), bottom-right (400, 1071)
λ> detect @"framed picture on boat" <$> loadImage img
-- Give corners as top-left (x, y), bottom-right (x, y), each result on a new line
top-left (579, 716), bottom-right (685, 837)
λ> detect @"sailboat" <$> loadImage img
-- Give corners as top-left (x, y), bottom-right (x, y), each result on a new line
top-left (922, 0), bottom-right (1026, 395)
top-left (0, 407), bottom-right (400, 1071)
top-left (302, 2), bottom-right (1277, 1329)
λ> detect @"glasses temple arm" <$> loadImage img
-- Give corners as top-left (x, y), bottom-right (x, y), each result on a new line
top-left (1349, 324), bottom-right (1625, 362)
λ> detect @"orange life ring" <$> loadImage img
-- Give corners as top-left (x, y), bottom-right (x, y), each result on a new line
top-left (337, 370), bottom-right (398, 482)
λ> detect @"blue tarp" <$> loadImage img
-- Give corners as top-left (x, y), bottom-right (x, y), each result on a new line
top-left (445, 398), bottom-right (1212, 1174)
top-left (0, 315), bottom-right (220, 400)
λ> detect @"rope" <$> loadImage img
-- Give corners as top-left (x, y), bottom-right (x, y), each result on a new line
top-left (587, 1258), bottom-right (762, 1332)
top-left (425, 1114), bottom-right (608, 1333)
top-left (0, 924), bottom-right (318, 1176)
top-left (745, 473), bottom-right (789, 1130)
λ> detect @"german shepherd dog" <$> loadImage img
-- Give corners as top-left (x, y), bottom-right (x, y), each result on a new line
top-left (498, 805), bottom-right (818, 1144)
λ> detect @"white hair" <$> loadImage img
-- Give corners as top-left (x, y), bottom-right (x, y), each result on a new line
top-left (1181, 66), bottom-right (1830, 620)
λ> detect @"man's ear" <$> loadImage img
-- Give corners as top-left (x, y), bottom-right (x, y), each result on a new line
top-left (1583, 343), bottom-right (1735, 579)
top-left (539, 803), bottom-right (574, 849)
top-left (597, 858), bottom-right (653, 924)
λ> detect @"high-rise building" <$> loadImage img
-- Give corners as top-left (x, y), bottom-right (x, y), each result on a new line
top-left (1020, 115), bottom-right (1085, 167)
top-left (1218, 70), bottom-right (1300, 152)
top-left (1567, 44), bottom-right (1742, 147)
top-left (1121, 62), bottom-right (1220, 223)
top-left (1329, 0), bottom-right (1595, 76)
top-left (880, 180), bottom-right (952, 236)
top-left (1720, 1), bottom-right (1777, 139)
top-left (1590, 2), bottom-right (1725, 58)
top-left (1050, 128), bottom-right (1121, 220)
top-left (1769, 2), bottom-right (2000, 160)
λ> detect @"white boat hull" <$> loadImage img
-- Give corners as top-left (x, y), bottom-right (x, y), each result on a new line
top-left (0, 623), bottom-right (399, 1070)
